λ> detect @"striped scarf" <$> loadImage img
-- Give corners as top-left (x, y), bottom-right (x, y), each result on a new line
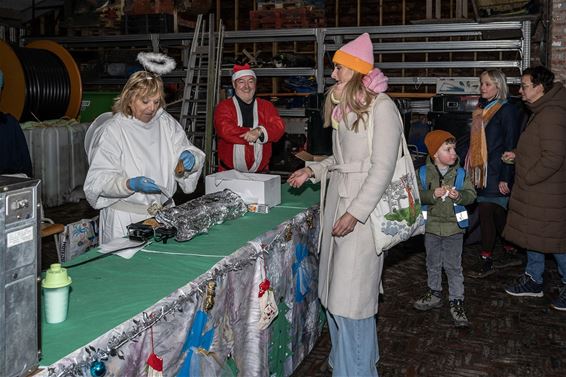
top-left (464, 99), bottom-right (506, 188)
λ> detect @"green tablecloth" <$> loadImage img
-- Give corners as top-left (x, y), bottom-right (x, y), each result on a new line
top-left (40, 183), bottom-right (320, 365)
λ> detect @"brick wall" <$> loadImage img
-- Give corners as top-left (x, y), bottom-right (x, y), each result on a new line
top-left (552, 0), bottom-right (566, 83)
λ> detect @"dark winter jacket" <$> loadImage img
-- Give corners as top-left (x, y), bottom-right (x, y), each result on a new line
top-left (476, 99), bottom-right (521, 197)
top-left (503, 83), bottom-right (566, 253)
top-left (417, 156), bottom-right (477, 236)
top-left (0, 112), bottom-right (32, 177)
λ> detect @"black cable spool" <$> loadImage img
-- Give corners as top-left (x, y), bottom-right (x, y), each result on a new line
top-left (14, 47), bottom-right (71, 121)
top-left (0, 40), bottom-right (82, 122)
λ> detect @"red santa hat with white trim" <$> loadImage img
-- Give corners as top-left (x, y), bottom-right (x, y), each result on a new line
top-left (232, 63), bottom-right (256, 81)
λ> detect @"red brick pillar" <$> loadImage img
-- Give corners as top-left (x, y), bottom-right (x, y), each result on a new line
top-left (552, 0), bottom-right (566, 83)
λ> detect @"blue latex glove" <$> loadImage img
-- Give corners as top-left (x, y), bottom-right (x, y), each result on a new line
top-left (127, 176), bottom-right (161, 194)
top-left (179, 150), bottom-right (195, 171)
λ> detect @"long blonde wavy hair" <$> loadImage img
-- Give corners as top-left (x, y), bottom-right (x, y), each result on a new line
top-left (112, 71), bottom-right (166, 116)
top-left (323, 72), bottom-right (376, 132)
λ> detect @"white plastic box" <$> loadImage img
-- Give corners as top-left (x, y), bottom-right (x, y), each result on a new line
top-left (205, 170), bottom-right (281, 207)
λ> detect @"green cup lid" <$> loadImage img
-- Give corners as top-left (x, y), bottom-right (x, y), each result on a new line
top-left (42, 263), bottom-right (72, 288)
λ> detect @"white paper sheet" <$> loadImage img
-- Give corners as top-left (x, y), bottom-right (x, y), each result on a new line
top-left (98, 238), bottom-right (146, 259)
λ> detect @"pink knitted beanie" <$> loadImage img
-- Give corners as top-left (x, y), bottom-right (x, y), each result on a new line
top-left (332, 33), bottom-right (374, 74)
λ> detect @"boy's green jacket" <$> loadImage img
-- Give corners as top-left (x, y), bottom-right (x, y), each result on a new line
top-left (417, 156), bottom-right (477, 236)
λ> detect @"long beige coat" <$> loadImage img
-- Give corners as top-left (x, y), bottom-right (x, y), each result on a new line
top-left (309, 94), bottom-right (403, 319)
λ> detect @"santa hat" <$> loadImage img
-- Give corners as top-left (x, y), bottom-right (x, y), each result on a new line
top-left (232, 64), bottom-right (256, 81)
top-left (424, 130), bottom-right (456, 157)
top-left (332, 33), bottom-right (374, 74)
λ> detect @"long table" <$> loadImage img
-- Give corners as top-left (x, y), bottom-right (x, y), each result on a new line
top-left (39, 183), bottom-right (321, 376)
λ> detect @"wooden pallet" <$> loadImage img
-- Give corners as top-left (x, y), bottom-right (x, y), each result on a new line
top-left (250, 7), bottom-right (325, 29)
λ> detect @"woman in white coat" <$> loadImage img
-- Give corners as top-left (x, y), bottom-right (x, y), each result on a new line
top-left (84, 70), bottom-right (205, 244)
top-left (288, 33), bottom-right (403, 376)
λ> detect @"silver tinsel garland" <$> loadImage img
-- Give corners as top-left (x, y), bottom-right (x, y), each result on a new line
top-left (155, 189), bottom-right (248, 241)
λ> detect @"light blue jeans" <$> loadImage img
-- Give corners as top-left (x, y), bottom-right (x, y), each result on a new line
top-left (525, 250), bottom-right (566, 285)
top-left (327, 311), bottom-right (379, 377)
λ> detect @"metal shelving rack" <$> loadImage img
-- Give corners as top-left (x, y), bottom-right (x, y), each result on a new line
top-left (30, 19), bottom-right (531, 115)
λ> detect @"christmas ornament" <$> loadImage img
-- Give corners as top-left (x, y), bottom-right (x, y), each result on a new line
top-left (204, 280), bottom-right (217, 312)
top-left (146, 352), bottom-right (163, 377)
top-left (306, 212), bottom-right (314, 229)
top-left (146, 326), bottom-right (164, 377)
top-left (284, 224), bottom-right (293, 242)
top-left (258, 259), bottom-right (278, 330)
top-left (89, 360), bottom-right (107, 377)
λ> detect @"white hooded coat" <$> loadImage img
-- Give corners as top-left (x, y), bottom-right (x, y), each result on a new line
top-left (84, 109), bottom-right (205, 243)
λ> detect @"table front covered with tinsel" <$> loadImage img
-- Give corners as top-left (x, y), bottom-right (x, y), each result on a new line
top-left (38, 183), bottom-right (322, 377)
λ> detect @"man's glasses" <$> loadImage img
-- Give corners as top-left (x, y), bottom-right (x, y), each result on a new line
top-left (520, 83), bottom-right (535, 89)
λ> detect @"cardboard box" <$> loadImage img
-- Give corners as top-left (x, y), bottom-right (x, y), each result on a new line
top-left (205, 170), bottom-right (281, 207)
top-left (294, 150), bottom-right (329, 167)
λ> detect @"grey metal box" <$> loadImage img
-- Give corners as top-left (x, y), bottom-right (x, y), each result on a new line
top-left (0, 176), bottom-right (41, 377)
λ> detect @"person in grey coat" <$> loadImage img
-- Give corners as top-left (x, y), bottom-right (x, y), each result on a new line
top-left (288, 33), bottom-right (401, 376)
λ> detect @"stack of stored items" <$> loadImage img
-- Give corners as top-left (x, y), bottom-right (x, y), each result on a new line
top-left (256, 0), bottom-right (305, 10)
top-left (64, 1), bottom-right (123, 36)
top-left (124, 0), bottom-right (174, 15)
top-left (123, 13), bottom-right (174, 34)
top-left (475, 0), bottom-right (531, 16)
top-left (250, 6), bottom-right (325, 29)
top-left (122, 0), bottom-right (175, 33)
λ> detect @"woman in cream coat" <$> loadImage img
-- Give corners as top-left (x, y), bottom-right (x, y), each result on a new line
top-left (288, 33), bottom-right (403, 377)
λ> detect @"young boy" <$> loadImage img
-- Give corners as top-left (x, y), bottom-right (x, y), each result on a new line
top-left (414, 130), bottom-right (477, 327)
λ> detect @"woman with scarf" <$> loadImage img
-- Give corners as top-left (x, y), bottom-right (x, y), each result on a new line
top-left (466, 69), bottom-right (521, 278)
top-left (288, 33), bottom-right (402, 376)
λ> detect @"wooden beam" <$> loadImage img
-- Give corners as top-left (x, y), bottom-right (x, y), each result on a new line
top-left (335, 0), bottom-right (339, 27)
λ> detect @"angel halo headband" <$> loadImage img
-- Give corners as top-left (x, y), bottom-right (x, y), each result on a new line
top-left (137, 52), bottom-right (176, 75)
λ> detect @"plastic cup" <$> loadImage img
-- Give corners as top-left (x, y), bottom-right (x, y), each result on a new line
top-left (42, 263), bottom-right (72, 324)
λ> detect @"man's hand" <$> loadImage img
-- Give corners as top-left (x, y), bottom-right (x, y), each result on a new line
top-left (240, 128), bottom-right (263, 143)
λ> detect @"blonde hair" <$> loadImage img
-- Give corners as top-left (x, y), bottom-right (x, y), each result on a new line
top-left (112, 71), bottom-right (165, 116)
top-left (323, 72), bottom-right (375, 132)
top-left (480, 69), bottom-right (509, 100)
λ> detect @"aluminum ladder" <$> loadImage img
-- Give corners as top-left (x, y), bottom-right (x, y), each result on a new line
top-left (179, 14), bottom-right (224, 175)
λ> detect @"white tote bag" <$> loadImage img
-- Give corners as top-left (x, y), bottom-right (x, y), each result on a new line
top-left (366, 95), bottom-right (425, 254)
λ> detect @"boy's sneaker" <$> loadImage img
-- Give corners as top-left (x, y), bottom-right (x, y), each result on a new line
top-left (504, 274), bottom-right (544, 297)
top-left (413, 289), bottom-right (442, 311)
top-left (449, 299), bottom-right (469, 327)
top-left (468, 256), bottom-right (496, 279)
top-left (493, 251), bottom-right (523, 269)
top-left (550, 285), bottom-right (566, 311)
